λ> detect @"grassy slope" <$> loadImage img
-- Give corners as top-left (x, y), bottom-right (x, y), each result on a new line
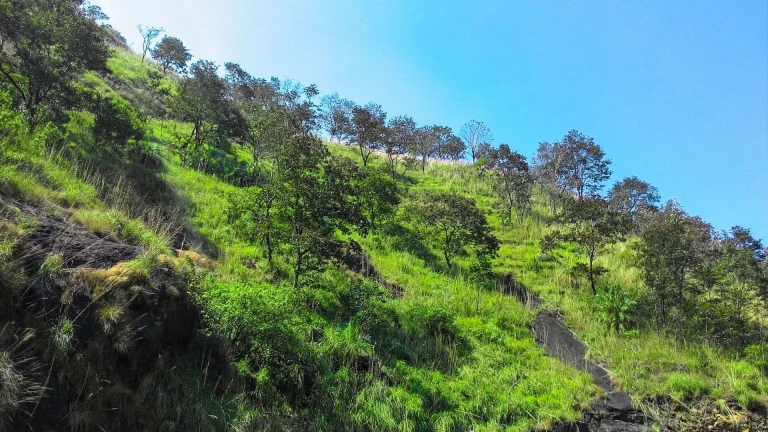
top-left (328, 147), bottom-right (768, 413)
top-left (1, 47), bottom-right (765, 430)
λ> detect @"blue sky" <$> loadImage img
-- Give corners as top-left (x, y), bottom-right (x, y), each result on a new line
top-left (94, 0), bottom-right (767, 241)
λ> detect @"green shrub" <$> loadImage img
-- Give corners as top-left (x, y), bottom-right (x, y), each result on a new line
top-left (743, 344), bottom-right (767, 372)
top-left (50, 319), bottom-right (74, 356)
top-left (664, 372), bottom-right (709, 401)
top-left (594, 284), bottom-right (635, 333)
top-left (0, 90), bottom-right (24, 145)
top-left (91, 93), bottom-right (145, 150)
top-left (405, 304), bottom-right (459, 340)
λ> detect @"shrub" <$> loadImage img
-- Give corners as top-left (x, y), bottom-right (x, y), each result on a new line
top-left (406, 304), bottom-right (459, 341)
top-left (0, 90), bottom-right (24, 145)
top-left (744, 344), bottom-right (768, 373)
top-left (91, 93), bottom-right (145, 151)
top-left (594, 284), bottom-right (635, 333)
top-left (663, 372), bottom-right (709, 401)
top-left (37, 253), bottom-right (64, 281)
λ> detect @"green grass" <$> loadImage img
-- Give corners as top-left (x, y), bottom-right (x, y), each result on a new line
top-left (1, 45), bottom-right (765, 430)
top-left (151, 143), bottom-right (597, 429)
top-left (328, 145), bottom-right (767, 415)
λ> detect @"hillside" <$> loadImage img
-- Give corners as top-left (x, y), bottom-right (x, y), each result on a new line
top-left (0, 3), bottom-right (766, 431)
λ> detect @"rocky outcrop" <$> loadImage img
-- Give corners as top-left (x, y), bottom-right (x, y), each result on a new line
top-left (501, 273), bottom-right (652, 431)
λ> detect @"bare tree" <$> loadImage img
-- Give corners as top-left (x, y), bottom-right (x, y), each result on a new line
top-left (460, 120), bottom-right (492, 162)
top-left (137, 25), bottom-right (163, 62)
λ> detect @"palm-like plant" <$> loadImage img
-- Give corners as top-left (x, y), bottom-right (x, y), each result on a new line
top-left (595, 285), bottom-right (635, 333)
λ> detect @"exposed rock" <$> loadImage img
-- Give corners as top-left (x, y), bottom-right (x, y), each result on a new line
top-left (7, 199), bottom-right (141, 270)
top-left (344, 250), bottom-right (404, 298)
top-left (506, 276), bottom-right (651, 431)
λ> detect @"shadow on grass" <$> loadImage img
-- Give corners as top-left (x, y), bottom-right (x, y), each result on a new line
top-left (382, 223), bottom-right (439, 268)
top-left (71, 145), bottom-right (220, 258)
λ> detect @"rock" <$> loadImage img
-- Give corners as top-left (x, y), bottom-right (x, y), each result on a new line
top-left (596, 419), bottom-right (653, 432)
top-left (18, 213), bottom-right (141, 270)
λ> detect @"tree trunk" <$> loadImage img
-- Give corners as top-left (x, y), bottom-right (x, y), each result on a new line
top-left (588, 252), bottom-right (597, 295)
top-left (359, 145), bottom-right (368, 167)
top-left (293, 253), bottom-right (301, 288)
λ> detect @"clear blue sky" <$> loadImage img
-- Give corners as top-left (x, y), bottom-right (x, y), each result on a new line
top-left (94, 0), bottom-right (768, 241)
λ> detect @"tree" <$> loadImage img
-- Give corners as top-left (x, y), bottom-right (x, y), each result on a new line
top-left (460, 120), bottom-right (492, 162)
top-left (486, 144), bottom-right (533, 224)
top-left (636, 200), bottom-right (713, 327)
top-left (350, 103), bottom-right (387, 167)
top-left (442, 135), bottom-right (467, 162)
top-left (413, 192), bottom-right (499, 270)
top-left (276, 140), bottom-right (367, 287)
top-left (430, 125), bottom-right (453, 160)
top-left (714, 226), bottom-right (767, 346)
top-left (384, 115), bottom-right (416, 178)
top-left (152, 36), bottom-right (191, 74)
top-left (137, 25), bottom-right (163, 62)
top-left (556, 197), bottom-right (631, 295)
top-left (357, 170), bottom-right (400, 230)
top-left (559, 130), bottom-right (612, 199)
top-left (608, 176), bottom-right (660, 220)
top-left (532, 141), bottom-right (569, 212)
top-left (320, 93), bottom-right (354, 143)
top-left (0, 0), bottom-right (109, 129)
top-left (411, 125), bottom-right (437, 172)
top-left (469, 255), bottom-right (494, 314)
top-left (275, 79), bottom-right (320, 137)
top-left (90, 93), bottom-right (144, 150)
top-left (173, 60), bottom-right (244, 153)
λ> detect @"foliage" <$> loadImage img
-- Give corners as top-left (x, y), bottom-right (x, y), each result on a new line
top-left (151, 35), bottom-right (191, 73)
top-left (91, 92), bottom-right (145, 150)
top-left (595, 284), bottom-right (635, 333)
top-left (0, 0), bottom-right (109, 128)
top-left (384, 115), bottom-right (415, 178)
top-left (319, 92), bottom-right (354, 144)
top-left (137, 25), bottom-right (163, 62)
top-left (469, 254), bottom-right (495, 314)
top-left (485, 144), bottom-right (534, 224)
top-left (532, 130), bottom-right (612, 204)
top-left (173, 60), bottom-right (245, 152)
top-left (607, 175), bottom-right (660, 220)
top-left (358, 169), bottom-right (401, 230)
top-left (349, 102), bottom-right (387, 167)
top-left (555, 197), bottom-right (631, 294)
top-left (1, 5), bottom-right (766, 429)
top-left (410, 192), bottom-right (499, 270)
top-left (635, 200), bottom-right (714, 327)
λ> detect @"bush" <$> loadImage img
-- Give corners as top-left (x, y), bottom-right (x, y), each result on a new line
top-left (594, 284), bottom-right (634, 333)
top-left (406, 304), bottom-right (459, 341)
top-left (0, 90), bottom-right (24, 145)
top-left (92, 93), bottom-right (145, 151)
top-left (663, 372), bottom-right (709, 401)
top-left (744, 344), bottom-right (768, 372)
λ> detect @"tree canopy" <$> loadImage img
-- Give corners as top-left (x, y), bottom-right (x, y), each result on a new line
top-left (0, 0), bottom-right (109, 128)
top-left (412, 192), bottom-right (499, 270)
top-left (152, 35), bottom-right (191, 73)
